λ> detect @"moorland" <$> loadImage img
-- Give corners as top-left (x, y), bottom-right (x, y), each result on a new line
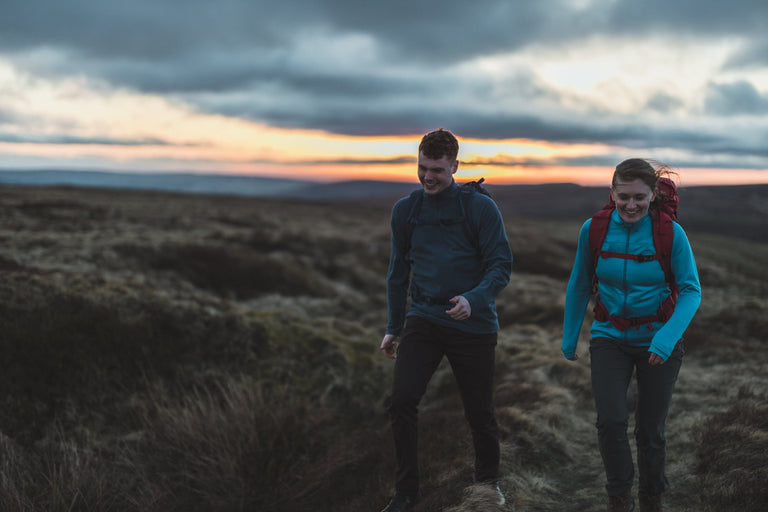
top-left (0, 182), bottom-right (766, 511)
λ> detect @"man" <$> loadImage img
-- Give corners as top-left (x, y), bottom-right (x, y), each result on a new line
top-left (380, 129), bottom-right (513, 512)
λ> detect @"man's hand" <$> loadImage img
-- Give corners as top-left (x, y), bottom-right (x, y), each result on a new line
top-left (648, 352), bottom-right (665, 365)
top-left (566, 354), bottom-right (579, 361)
top-left (380, 334), bottom-right (398, 359)
top-left (446, 296), bottom-right (471, 321)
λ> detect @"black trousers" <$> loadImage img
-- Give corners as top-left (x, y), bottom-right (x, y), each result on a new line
top-left (388, 316), bottom-right (499, 498)
top-left (589, 337), bottom-right (684, 497)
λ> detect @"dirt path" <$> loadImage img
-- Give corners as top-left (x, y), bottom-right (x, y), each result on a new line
top-left (491, 323), bottom-right (745, 512)
top-left (547, 356), bottom-right (747, 512)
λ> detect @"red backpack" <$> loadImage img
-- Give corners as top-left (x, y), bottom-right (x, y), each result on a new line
top-left (588, 177), bottom-right (679, 331)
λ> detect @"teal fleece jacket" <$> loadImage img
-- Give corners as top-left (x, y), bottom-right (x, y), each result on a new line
top-left (386, 181), bottom-right (513, 336)
top-left (562, 209), bottom-right (701, 361)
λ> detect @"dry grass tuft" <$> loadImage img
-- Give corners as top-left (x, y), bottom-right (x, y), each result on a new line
top-left (694, 389), bottom-right (768, 512)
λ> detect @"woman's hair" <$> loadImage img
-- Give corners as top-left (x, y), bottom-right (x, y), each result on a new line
top-left (419, 128), bottom-right (459, 161)
top-left (612, 158), bottom-right (678, 210)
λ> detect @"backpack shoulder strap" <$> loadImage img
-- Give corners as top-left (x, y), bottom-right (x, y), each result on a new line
top-left (588, 206), bottom-right (613, 272)
top-left (457, 178), bottom-right (493, 249)
top-left (405, 189), bottom-right (424, 223)
top-left (651, 209), bottom-right (676, 287)
top-left (403, 189), bottom-right (424, 253)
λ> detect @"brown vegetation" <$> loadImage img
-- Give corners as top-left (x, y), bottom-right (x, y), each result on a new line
top-left (0, 184), bottom-right (766, 511)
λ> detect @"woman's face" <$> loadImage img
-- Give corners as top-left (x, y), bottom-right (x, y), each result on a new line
top-left (611, 178), bottom-right (655, 223)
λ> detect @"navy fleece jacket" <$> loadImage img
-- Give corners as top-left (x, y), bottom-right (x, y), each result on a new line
top-left (386, 181), bottom-right (513, 336)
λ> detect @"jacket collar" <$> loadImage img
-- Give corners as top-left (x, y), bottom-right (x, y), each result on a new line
top-left (423, 180), bottom-right (458, 202)
top-left (610, 208), bottom-right (651, 230)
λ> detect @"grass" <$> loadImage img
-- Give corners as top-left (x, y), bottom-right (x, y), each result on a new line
top-left (0, 184), bottom-right (765, 511)
top-left (694, 387), bottom-right (768, 511)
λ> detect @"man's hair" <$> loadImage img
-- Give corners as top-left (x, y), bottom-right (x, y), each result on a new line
top-left (419, 128), bottom-right (459, 161)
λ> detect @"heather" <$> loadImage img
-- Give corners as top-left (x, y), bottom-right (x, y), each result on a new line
top-left (0, 184), bottom-right (765, 511)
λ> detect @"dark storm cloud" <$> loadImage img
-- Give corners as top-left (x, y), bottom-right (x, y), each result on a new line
top-left (605, 0), bottom-right (768, 74)
top-left (3, 0), bottom-right (765, 79)
top-left (704, 81), bottom-right (768, 115)
top-left (723, 39), bottom-right (768, 70)
top-left (249, 155), bottom-right (416, 166)
top-left (0, 1), bottom-right (570, 64)
top-left (0, 133), bottom-right (185, 146)
top-left (0, 1), bottom-right (297, 59)
top-left (606, 0), bottom-right (768, 33)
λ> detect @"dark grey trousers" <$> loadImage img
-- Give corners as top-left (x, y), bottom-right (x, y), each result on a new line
top-left (387, 316), bottom-right (499, 498)
top-left (589, 337), bottom-right (684, 496)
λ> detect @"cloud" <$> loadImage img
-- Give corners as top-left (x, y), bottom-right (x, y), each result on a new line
top-left (645, 93), bottom-right (685, 114)
top-left (0, 107), bottom-right (17, 123)
top-left (0, 133), bottom-right (186, 146)
top-left (605, 0), bottom-right (768, 34)
top-left (2, 0), bottom-right (768, 176)
top-left (704, 81), bottom-right (768, 115)
top-left (248, 155), bottom-right (415, 166)
top-left (723, 39), bottom-right (768, 70)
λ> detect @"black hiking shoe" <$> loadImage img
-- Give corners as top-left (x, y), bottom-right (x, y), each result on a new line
top-left (607, 490), bottom-right (635, 512)
top-left (638, 491), bottom-right (662, 511)
top-left (381, 492), bottom-right (417, 512)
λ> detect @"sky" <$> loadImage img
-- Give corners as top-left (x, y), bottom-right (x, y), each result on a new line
top-left (2, 0), bottom-right (768, 186)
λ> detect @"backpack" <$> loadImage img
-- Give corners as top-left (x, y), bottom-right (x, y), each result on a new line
top-left (588, 177), bottom-right (679, 331)
top-left (403, 178), bottom-right (492, 254)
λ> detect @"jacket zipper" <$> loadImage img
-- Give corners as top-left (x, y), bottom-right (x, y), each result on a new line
top-left (621, 224), bottom-right (631, 341)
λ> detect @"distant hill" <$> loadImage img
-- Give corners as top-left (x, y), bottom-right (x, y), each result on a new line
top-left (2, 169), bottom-right (766, 242)
top-left (487, 183), bottom-right (768, 244)
top-left (0, 169), bottom-right (311, 197)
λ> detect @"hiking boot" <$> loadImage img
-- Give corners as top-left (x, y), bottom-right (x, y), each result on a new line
top-left (638, 491), bottom-right (662, 511)
top-left (607, 490), bottom-right (635, 512)
top-left (381, 492), bottom-right (417, 512)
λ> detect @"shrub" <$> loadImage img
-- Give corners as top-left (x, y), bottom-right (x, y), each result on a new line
top-left (120, 243), bottom-right (328, 298)
top-left (0, 287), bottom-right (267, 443)
top-left (132, 376), bottom-right (385, 512)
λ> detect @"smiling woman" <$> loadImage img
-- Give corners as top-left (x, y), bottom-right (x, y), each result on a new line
top-left (562, 157), bottom-right (701, 511)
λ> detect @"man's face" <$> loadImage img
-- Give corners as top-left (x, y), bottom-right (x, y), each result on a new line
top-left (417, 151), bottom-right (457, 195)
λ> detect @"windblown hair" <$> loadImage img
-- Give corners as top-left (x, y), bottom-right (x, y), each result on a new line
top-left (419, 128), bottom-right (459, 161)
top-left (612, 158), bottom-right (679, 210)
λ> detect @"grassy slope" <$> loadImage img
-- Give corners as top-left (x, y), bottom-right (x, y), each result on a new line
top-left (0, 185), bottom-right (765, 511)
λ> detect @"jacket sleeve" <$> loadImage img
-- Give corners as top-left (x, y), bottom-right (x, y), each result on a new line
top-left (385, 199), bottom-right (412, 336)
top-left (649, 222), bottom-right (701, 360)
top-left (461, 198), bottom-right (513, 313)
top-left (562, 220), bottom-right (593, 359)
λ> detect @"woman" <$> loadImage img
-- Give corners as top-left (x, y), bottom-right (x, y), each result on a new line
top-left (562, 159), bottom-right (701, 512)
